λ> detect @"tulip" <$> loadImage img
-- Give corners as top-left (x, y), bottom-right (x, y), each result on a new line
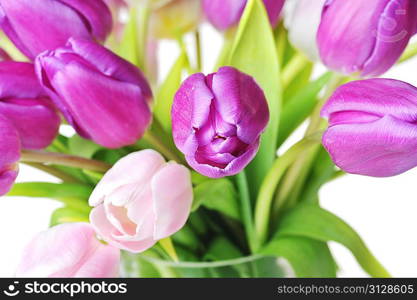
top-left (16, 223), bottom-right (120, 277)
top-left (322, 78), bottom-right (417, 177)
top-left (0, 0), bottom-right (112, 59)
top-left (149, 0), bottom-right (202, 39)
top-left (35, 38), bottom-right (152, 149)
top-left (317, 0), bottom-right (417, 77)
top-left (172, 66), bottom-right (269, 178)
top-left (283, 0), bottom-right (327, 61)
top-left (0, 61), bottom-right (60, 149)
top-left (203, 0), bottom-right (285, 30)
top-left (0, 115), bottom-right (20, 196)
top-left (89, 150), bottom-right (193, 253)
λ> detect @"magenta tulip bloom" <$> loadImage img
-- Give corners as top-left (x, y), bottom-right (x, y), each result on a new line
top-left (0, 0), bottom-right (112, 59)
top-left (35, 38), bottom-right (152, 148)
top-left (89, 150), bottom-right (193, 253)
top-left (0, 62), bottom-right (60, 150)
top-left (317, 0), bottom-right (417, 77)
top-left (172, 66), bottom-right (269, 178)
top-left (322, 78), bottom-right (417, 177)
top-left (203, 0), bottom-right (285, 30)
top-left (16, 223), bottom-right (120, 277)
top-left (0, 115), bottom-right (20, 196)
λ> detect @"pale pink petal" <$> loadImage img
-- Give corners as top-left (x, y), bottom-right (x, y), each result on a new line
top-left (89, 150), bottom-right (165, 206)
top-left (16, 223), bottom-right (118, 278)
top-left (74, 244), bottom-right (120, 278)
top-left (151, 163), bottom-right (193, 240)
top-left (90, 205), bottom-right (156, 253)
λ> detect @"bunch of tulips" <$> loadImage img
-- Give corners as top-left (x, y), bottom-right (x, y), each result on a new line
top-left (1, 0), bottom-right (417, 278)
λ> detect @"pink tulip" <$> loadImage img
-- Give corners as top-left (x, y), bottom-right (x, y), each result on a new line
top-left (89, 150), bottom-right (193, 253)
top-left (16, 223), bottom-right (120, 278)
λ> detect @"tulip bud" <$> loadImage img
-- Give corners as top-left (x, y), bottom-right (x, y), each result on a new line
top-left (35, 38), bottom-right (152, 149)
top-left (0, 115), bottom-right (20, 196)
top-left (203, 0), bottom-right (285, 30)
top-left (0, 62), bottom-right (60, 150)
top-left (317, 0), bottom-right (417, 77)
top-left (149, 0), bottom-right (202, 39)
top-left (322, 78), bottom-right (417, 177)
top-left (172, 66), bottom-right (269, 178)
top-left (16, 223), bottom-right (120, 277)
top-left (284, 0), bottom-right (327, 61)
top-left (89, 150), bottom-right (193, 253)
top-left (0, 0), bottom-right (112, 59)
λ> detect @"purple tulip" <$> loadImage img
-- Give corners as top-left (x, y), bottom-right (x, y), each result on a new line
top-left (0, 114), bottom-right (20, 196)
top-left (0, 62), bottom-right (60, 149)
top-left (203, 0), bottom-right (285, 30)
top-left (172, 66), bottom-right (269, 178)
top-left (0, 0), bottom-right (112, 59)
top-left (35, 38), bottom-right (152, 149)
top-left (317, 0), bottom-right (417, 77)
top-left (322, 78), bottom-right (417, 177)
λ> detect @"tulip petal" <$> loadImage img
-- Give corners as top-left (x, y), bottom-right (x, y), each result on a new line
top-left (48, 61), bottom-right (151, 148)
top-left (16, 223), bottom-right (119, 278)
top-left (202, 0), bottom-right (246, 30)
top-left (89, 150), bottom-right (165, 207)
top-left (90, 205), bottom-right (156, 253)
top-left (172, 73), bottom-right (214, 154)
top-left (58, 0), bottom-right (113, 42)
top-left (321, 79), bottom-right (417, 123)
top-left (318, 0), bottom-right (389, 74)
top-left (66, 38), bottom-right (152, 100)
top-left (0, 0), bottom-right (91, 58)
top-left (323, 115), bottom-right (417, 177)
top-left (211, 66), bottom-right (269, 144)
top-left (152, 163), bottom-right (193, 240)
top-left (362, 0), bottom-right (417, 76)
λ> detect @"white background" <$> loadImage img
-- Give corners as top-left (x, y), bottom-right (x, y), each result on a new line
top-left (1, 23), bottom-right (417, 277)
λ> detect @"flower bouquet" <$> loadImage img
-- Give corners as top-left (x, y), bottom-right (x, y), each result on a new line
top-left (1, 0), bottom-right (416, 278)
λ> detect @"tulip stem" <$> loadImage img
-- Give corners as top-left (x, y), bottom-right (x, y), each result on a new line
top-left (143, 130), bottom-right (182, 162)
top-left (22, 162), bottom-right (84, 184)
top-left (236, 171), bottom-right (257, 253)
top-left (281, 52), bottom-right (309, 87)
top-left (254, 134), bottom-right (321, 248)
top-left (195, 30), bottom-right (202, 72)
top-left (20, 150), bottom-right (112, 173)
top-left (159, 237), bottom-right (179, 262)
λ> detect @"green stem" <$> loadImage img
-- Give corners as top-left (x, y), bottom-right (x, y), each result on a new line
top-left (236, 171), bottom-right (257, 253)
top-left (22, 162), bottom-right (84, 184)
top-left (254, 135), bottom-right (321, 248)
top-left (281, 52), bottom-right (309, 87)
top-left (195, 30), bottom-right (202, 71)
top-left (20, 150), bottom-right (111, 173)
top-left (142, 130), bottom-right (182, 162)
top-left (158, 237), bottom-right (179, 262)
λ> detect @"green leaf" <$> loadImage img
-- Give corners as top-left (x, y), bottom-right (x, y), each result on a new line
top-left (68, 135), bottom-right (102, 159)
top-left (300, 146), bottom-right (336, 204)
top-left (278, 72), bottom-right (332, 147)
top-left (275, 204), bottom-right (390, 277)
top-left (192, 179), bottom-right (240, 221)
top-left (229, 0), bottom-right (281, 195)
top-left (261, 236), bottom-right (337, 277)
top-left (172, 225), bottom-right (200, 252)
top-left (7, 182), bottom-right (92, 213)
top-left (114, 8), bottom-right (139, 65)
top-left (50, 207), bottom-right (89, 227)
top-left (153, 52), bottom-right (186, 132)
top-left (204, 237), bottom-right (243, 261)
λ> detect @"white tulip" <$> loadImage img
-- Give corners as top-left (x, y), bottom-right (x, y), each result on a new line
top-left (284, 0), bottom-right (327, 61)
